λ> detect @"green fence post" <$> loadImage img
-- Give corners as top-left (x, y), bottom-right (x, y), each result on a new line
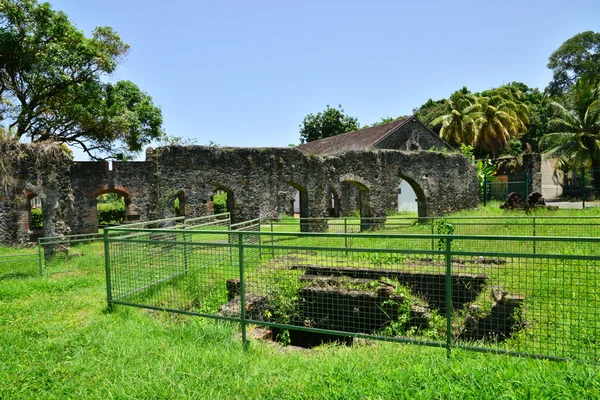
top-left (238, 232), bottom-right (249, 349)
top-left (270, 219), bottom-right (275, 256)
top-left (344, 218), bottom-right (348, 256)
top-left (581, 167), bottom-right (586, 209)
top-left (532, 217), bottom-right (536, 255)
top-left (258, 219), bottom-right (262, 260)
top-left (37, 238), bottom-right (44, 277)
top-left (431, 220), bottom-right (435, 252)
top-left (104, 229), bottom-right (113, 311)
top-left (445, 236), bottom-right (453, 359)
top-left (182, 224), bottom-right (189, 274)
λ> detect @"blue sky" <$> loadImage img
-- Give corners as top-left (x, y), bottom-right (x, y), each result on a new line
top-left (47, 0), bottom-right (600, 159)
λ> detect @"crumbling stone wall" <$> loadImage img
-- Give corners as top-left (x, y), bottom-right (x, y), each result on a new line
top-left (0, 144), bottom-right (478, 244)
top-left (0, 142), bottom-right (73, 245)
top-left (153, 146), bottom-right (478, 223)
top-left (70, 161), bottom-right (155, 234)
top-left (523, 154), bottom-right (542, 194)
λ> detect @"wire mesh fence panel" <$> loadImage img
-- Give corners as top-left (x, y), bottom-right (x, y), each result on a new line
top-left (33, 215), bottom-right (231, 277)
top-left (449, 235), bottom-right (600, 361)
top-left (532, 218), bottom-right (600, 238)
top-left (39, 233), bottom-right (106, 275)
top-left (104, 222), bottom-right (600, 361)
top-left (0, 252), bottom-right (39, 279)
top-left (557, 167), bottom-right (600, 202)
top-left (483, 178), bottom-right (529, 203)
top-left (230, 219), bottom-right (261, 262)
top-left (237, 231), bottom-right (450, 349)
top-left (107, 229), bottom-right (240, 319)
top-left (184, 212), bottom-right (230, 231)
top-left (263, 216), bottom-right (600, 239)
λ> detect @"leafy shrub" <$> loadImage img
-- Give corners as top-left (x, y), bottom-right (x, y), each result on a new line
top-left (263, 269), bottom-right (304, 324)
top-left (213, 193), bottom-right (227, 214)
top-left (477, 159), bottom-right (497, 200)
top-left (30, 207), bottom-right (43, 228)
top-left (97, 200), bottom-right (125, 225)
top-left (174, 197), bottom-right (181, 216)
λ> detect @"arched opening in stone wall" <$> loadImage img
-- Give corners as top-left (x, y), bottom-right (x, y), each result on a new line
top-left (341, 180), bottom-right (373, 231)
top-left (287, 181), bottom-right (310, 232)
top-left (397, 179), bottom-right (418, 214)
top-left (208, 184), bottom-right (234, 220)
top-left (27, 195), bottom-right (44, 241)
top-left (397, 174), bottom-right (427, 218)
top-left (327, 188), bottom-right (341, 218)
top-left (172, 190), bottom-right (186, 217)
top-left (95, 189), bottom-right (129, 227)
top-left (162, 190), bottom-right (186, 219)
top-left (287, 182), bottom-right (308, 219)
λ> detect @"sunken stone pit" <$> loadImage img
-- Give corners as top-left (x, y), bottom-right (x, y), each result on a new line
top-left (219, 265), bottom-right (525, 348)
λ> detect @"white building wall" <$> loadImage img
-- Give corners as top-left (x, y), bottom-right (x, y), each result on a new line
top-left (398, 180), bottom-right (418, 212)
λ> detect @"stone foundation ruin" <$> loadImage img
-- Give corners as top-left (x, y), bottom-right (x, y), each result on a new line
top-left (220, 264), bottom-right (525, 348)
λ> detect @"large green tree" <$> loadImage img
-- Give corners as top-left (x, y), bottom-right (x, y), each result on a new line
top-left (547, 31), bottom-right (600, 96)
top-left (0, 0), bottom-right (164, 159)
top-left (540, 75), bottom-right (600, 184)
top-left (299, 104), bottom-right (360, 143)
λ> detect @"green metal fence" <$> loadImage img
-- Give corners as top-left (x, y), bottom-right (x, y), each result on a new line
top-left (263, 216), bottom-right (600, 238)
top-left (559, 166), bottom-right (600, 207)
top-left (104, 222), bottom-right (600, 362)
top-left (35, 213), bottom-right (233, 276)
top-left (5, 214), bottom-right (600, 282)
top-left (0, 251), bottom-right (39, 279)
top-left (38, 232), bottom-right (105, 275)
top-left (483, 178), bottom-right (529, 204)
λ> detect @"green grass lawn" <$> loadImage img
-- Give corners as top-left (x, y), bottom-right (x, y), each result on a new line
top-left (2, 265), bottom-right (600, 399)
top-left (0, 245), bottom-right (39, 279)
top-left (2, 206), bottom-right (600, 398)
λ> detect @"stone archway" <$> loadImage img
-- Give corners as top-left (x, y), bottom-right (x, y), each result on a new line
top-left (339, 176), bottom-right (375, 231)
top-left (25, 192), bottom-right (44, 241)
top-left (160, 190), bottom-right (187, 219)
top-left (397, 174), bottom-right (428, 218)
top-left (287, 181), bottom-right (310, 232)
top-left (327, 187), bottom-right (341, 218)
top-left (92, 186), bottom-right (134, 227)
top-left (205, 183), bottom-right (235, 220)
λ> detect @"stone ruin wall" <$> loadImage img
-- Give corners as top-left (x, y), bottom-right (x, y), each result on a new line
top-left (0, 142), bottom-right (73, 244)
top-left (0, 144), bottom-right (479, 245)
top-left (69, 161), bottom-right (156, 234)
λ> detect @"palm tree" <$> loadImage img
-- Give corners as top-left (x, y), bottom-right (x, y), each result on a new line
top-left (471, 89), bottom-right (530, 158)
top-left (539, 74), bottom-right (600, 184)
top-left (431, 94), bottom-right (479, 146)
top-left (432, 89), bottom-right (530, 158)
